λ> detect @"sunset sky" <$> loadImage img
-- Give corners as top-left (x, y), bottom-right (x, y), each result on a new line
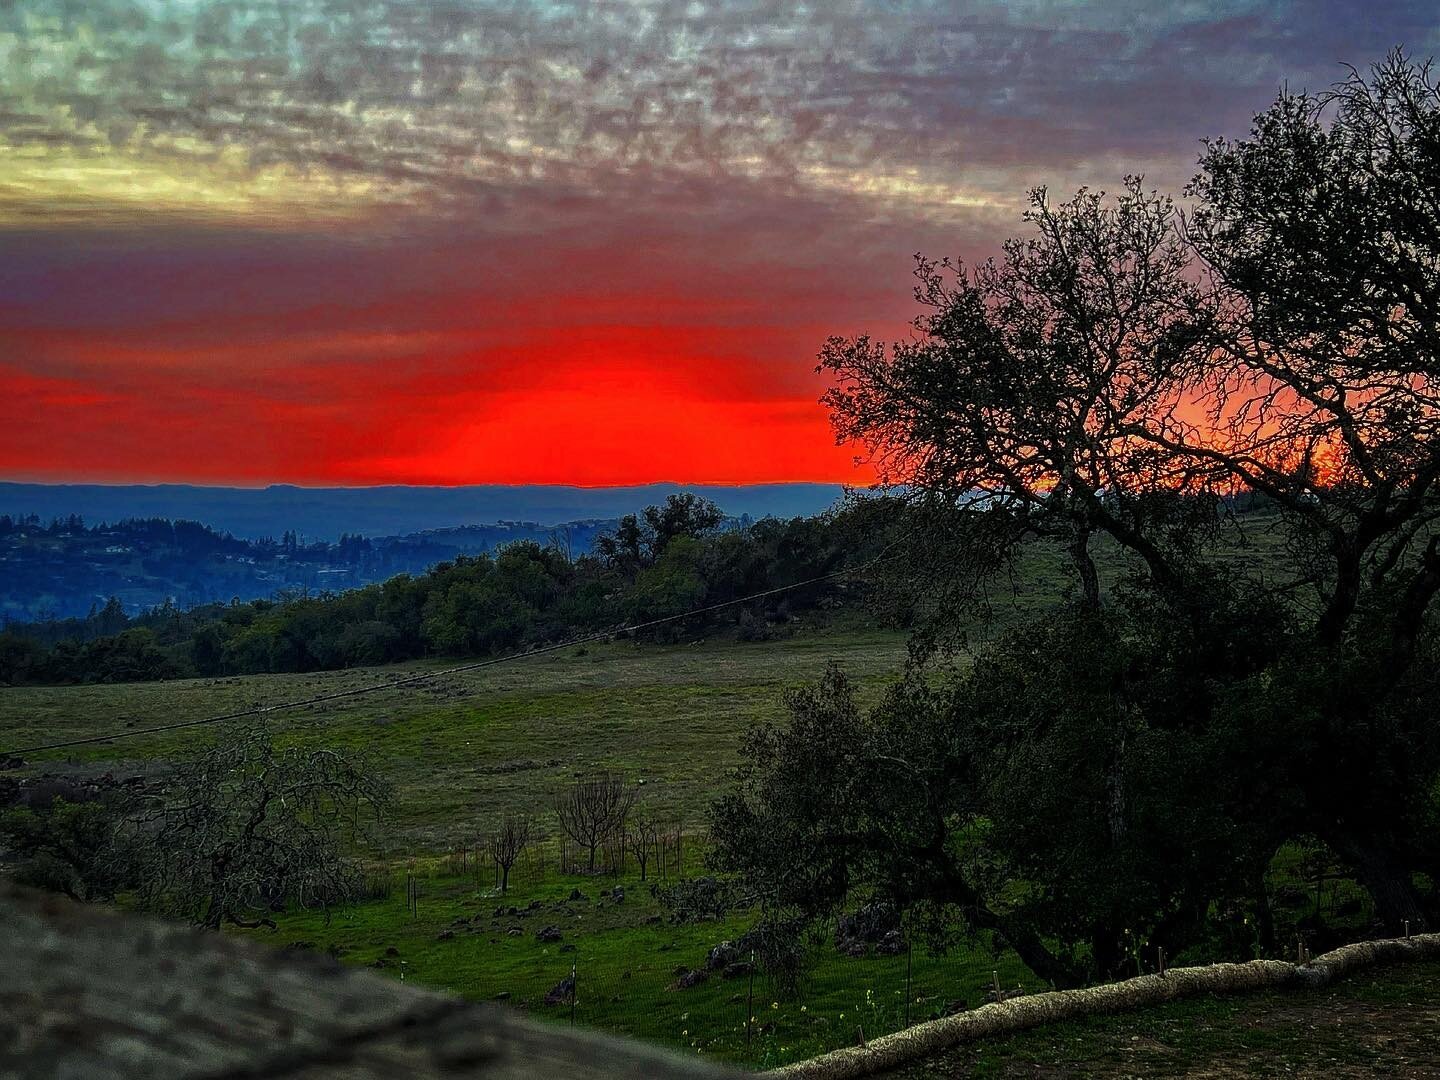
top-left (3, 1), bottom-right (1437, 487)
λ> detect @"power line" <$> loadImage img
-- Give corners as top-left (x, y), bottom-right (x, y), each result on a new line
top-left (3, 554), bottom-right (894, 759)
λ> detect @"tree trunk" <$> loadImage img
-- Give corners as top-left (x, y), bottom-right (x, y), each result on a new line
top-left (1069, 522), bottom-right (1101, 611)
top-left (966, 904), bottom-right (1086, 989)
top-left (1254, 878), bottom-right (1277, 955)
top-left (1349, 844), bottom-right (1427, 934)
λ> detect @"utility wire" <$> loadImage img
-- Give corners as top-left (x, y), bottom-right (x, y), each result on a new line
top-left (3, 552), bottom-right (896, 759)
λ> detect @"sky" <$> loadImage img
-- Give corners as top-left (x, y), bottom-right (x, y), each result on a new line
top-left (2, 1), bottom-right (1437, 487)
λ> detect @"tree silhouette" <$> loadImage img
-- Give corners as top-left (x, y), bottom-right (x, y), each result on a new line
top-left (714, 53), bottom-right (1440, 985)
top-left (554, 773), bottom-right (636, 874)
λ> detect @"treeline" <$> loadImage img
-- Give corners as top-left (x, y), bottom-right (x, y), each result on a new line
top-left (0, 495), bottom-right (903, 686)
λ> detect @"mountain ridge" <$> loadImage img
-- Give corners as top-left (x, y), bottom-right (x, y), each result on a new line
top-left (0, 482), bottom-right (852, 542)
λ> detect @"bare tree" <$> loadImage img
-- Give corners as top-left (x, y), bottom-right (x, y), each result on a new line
top-left (133, 723), bottom-right (388, 930)
top-left (626, 810), bottom-right (659, 882)
top-left (488, 814), bottom-right (531, 894)
top-left (554, 773), bottom-right (636, 874)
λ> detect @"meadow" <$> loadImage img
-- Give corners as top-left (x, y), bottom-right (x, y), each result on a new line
top-left (3, 624), bottom-right (1051, 1067)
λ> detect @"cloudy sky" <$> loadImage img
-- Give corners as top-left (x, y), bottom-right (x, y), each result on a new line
top-left (3, 0), bottom-right (1436, 486)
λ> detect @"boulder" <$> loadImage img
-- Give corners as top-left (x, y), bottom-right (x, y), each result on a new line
top-left (835, 902), bottom-right (899, 950)
top-left (667, 968), bottom-right (708, 991)
top-left (536, 925), bottom-right (564, 943)
top-left (706, 941), bottom-right (739, 971)
top-left (876, 929), bottom-right (906, 956)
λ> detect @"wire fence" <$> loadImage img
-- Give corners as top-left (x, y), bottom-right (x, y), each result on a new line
top-left (315, 836), bottom-right (1039, 1072)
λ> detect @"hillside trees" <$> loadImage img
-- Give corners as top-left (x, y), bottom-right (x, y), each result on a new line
top-left (594, 493), bottom-right (724, 576)
top-left (712, 53), bottom-right (1440, 986)
top-left (2, 498), bottom-right (891, 687)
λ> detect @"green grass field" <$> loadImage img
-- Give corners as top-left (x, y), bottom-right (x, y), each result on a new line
top-left (1, 626), bottom-right (907, 848)
top-left (5, 625), bottom-right (1041, 1068)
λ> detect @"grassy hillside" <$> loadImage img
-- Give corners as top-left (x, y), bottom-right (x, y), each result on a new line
top-left (1, 627), bottom-right (1051, 1069)
top-left (1, 626), bottom-right (908, 847)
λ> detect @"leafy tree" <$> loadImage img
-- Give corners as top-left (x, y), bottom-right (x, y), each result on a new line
top-left (595, 493), bottom-right (724, 575)
top-left (714, 53), bottom-right (1440, 992)
top-left (0, 784), bottom-right (138, 903)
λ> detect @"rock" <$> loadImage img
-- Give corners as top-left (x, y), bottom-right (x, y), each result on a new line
top-left (506, 928), bottom-right (524, 937)
top-left (876, 930), bottom-right (906, 956)
top-left (706, 941), bottom-right (738, 971)
top-left (492, 906), bottom-right (506, 918)
top-left (384, 946), bottom-right (401, 957)
top-left (569, 889), bottom-right (589, 902)
top-left (835, 902), bottom-right (899, 950)
top-left (721, 961), bottom-right (754, 980)
top-left (436, 930), bottom-right (455, 942)
top-left (611, 886), bottom-right (625, 903)
top-left (527, 899), bottom-right (543, 910)
top-left (536, 925), bottom-right (564, 943)
top-left (506, 906), bottom-right (519, 917)
top-left (668, 968), bottom-right (708, 991)
top-left (493, 991), bottom-right (511, 1001)
top-left (643, 914), bottom-right (662, 925)
top-left (843, 940), bottom-right (868, 957)
top-left (544, 975), bottom-right (576, 1005)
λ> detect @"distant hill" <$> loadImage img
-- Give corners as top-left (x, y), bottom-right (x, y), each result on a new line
top-left (0, 483), bottom-right (851, 542)
top-left (0, 514), bottom-right (621, 622)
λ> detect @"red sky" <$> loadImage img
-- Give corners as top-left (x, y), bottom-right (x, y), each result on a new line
top-left (3, 1), bottom-right (1433, 486)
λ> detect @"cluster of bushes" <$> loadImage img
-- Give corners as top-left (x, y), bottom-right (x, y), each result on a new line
top-left (0, 494), bottom-right (905, 686)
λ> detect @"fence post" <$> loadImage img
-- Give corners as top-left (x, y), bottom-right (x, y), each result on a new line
top-left (745, 950), bottom-right (756, 1053)
top-left (570, 961), bottom-right (578, 1027)
top-left (904, 937), bottom-right (913, 1027)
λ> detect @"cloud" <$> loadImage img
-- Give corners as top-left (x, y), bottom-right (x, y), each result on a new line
top-left (7, 0), bottom-right (1435, 229)
top-left (2, 0), bottom-right (1437, 484)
